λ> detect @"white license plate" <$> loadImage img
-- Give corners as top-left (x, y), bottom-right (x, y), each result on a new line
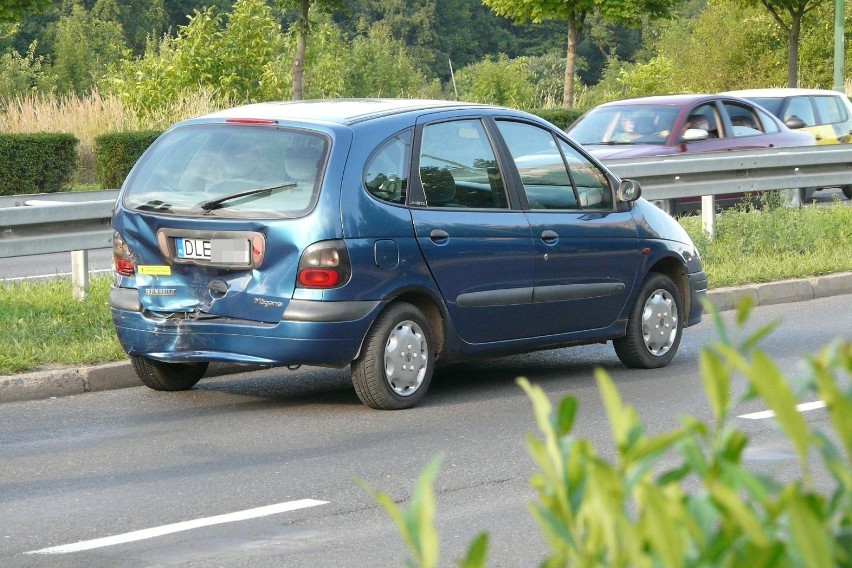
top-left (175, 238), bottom-right (249, 263)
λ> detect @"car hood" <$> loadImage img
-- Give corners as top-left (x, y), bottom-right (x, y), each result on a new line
top-left (583, 144), bottom-right (675, 160)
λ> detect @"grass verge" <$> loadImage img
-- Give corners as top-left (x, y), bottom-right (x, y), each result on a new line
top-left (1, 202), bottom-right (850, 375)
top-left (680, 197), bottom-right (852, 287)
top-left (0, 276), bottom-right (124, 375)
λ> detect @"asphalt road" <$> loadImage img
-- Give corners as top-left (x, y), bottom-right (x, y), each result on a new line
top-left (1, 295), bottom-right (849, 567)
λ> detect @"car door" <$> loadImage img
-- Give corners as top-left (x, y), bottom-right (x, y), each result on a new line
top-left (494, 119), bottom-right (642, 335)
top-left (409, 115), bottom-right (537, 343)
top-left (717, 100), bottom-right (782, 150)
top-left (810, 95), bottom-right (848, 144)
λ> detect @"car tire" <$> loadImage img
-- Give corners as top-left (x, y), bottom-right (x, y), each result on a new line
top-left (352, 303), bottom-right (435, 410)
top-left (842, 185), bottom-right (852, 200)
top-left (650, 199), bottom-right (675, 216)
top-left (613, 273), bottom-right (683, 369)
top-left (131, 356), bottom-right (208, 391)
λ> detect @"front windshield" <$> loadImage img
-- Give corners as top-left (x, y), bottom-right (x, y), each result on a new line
top-left (568, 105), bottom-right (680, 145)
top-left (123, 124), bottom-right (329, 218)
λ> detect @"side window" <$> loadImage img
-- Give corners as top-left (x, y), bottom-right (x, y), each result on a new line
top-left (364, 129), bottom-right (411, 204)
top-left (496, 120), bottom-right (578, 210)
top-left (559, 140), bottom-right (613, 209)
top-left (755, 107), bottom-right (780, 133)
top-left (784, 96), bottom-right (816, 126)
top-left (723, 102), bottom-right (764, 137)
top-left (684, 104), bottom-right (719, 140)
top-left (813, 96), bottom-right (845, 124)
top-left (418, 119), bottom-right (508, 209)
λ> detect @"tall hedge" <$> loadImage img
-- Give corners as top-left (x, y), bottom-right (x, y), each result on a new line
top-left (94, 130), bottom-right (162, 189)
top-left (529, 108), bottom-right (587, 130)
top-left (0, 133), bottom-right (78, 196)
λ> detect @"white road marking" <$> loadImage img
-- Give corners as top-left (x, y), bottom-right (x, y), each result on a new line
top-left (26, 499), bottom-right (328, 554)
top-left (738, 400), bottom-right (826, 420)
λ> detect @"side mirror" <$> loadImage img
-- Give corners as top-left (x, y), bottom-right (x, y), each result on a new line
top-left (681, 128), bottom-right (709, 142)
top-left (616, 179), bottom-right (641, 202)
top-left (785, 116), bottom-right (806, 129)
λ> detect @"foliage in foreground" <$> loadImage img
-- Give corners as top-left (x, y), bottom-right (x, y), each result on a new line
top-left (363, 301), bottom-right (852, 567)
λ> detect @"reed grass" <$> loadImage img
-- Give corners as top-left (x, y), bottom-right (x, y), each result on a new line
top-left (0, 89), bottom-right (228, 184)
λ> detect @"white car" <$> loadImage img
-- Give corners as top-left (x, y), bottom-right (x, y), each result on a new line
top-left (723, 88), bottom-right (852, 199)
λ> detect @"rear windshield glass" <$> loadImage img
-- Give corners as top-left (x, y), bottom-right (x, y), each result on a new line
top-left (123, 124), bottom-right (329, 218)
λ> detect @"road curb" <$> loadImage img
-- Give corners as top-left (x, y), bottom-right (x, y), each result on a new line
top-left (704, 272), bottom-right (852, 311)
top-left (2, 272), bottom-right (850, 404)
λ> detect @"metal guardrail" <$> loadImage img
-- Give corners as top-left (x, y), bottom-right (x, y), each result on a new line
top-left (603, 144), bottom-right (852, 199)
top-left (1, 145), bottom-right (851, 296)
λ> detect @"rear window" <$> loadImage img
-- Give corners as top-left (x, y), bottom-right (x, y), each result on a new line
top-left (123, 124), bottom-right (329, 218)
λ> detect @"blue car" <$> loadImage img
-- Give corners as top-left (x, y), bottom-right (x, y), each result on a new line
top-left (110, 99), bottom-right (706, 409)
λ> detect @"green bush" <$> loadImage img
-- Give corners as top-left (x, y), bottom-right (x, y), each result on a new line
top-left (94, 130), bottom-right (161, 189)
top-left (365, 301), bottom-right (852, 567)
top-left (0, 133), bottom-right (78, 195)
top-left (529, 107), bottom-right (587, 130)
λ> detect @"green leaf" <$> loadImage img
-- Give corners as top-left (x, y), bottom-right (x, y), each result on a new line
top-left (457, 532), bottom-right (488, 568)
top-left (709, 483), bottom-right (767, 546)
top-left (740, 321), bottom-right (780, 353)
top-left (411, 455), bottom-right (443, 568)
top-left (810, 352), bottom-right (852, 458)
top-left (357, 455), bottom-right (444, 568)
top-left (734, 294), bottom-right (754, 327)
top-left (719, 346), bottom-right (811, 471)
top-left (637, 481), bottom-right (684, 568)
top-left (788, 493), bottom-right (834, 568)
top-left (595, 368), bottom-right (631, 449)
top-left (702, 297), bottom-right (730, 346)
top-left (719, 428), bottom-right (749, 463)
top-left (556, 396), bottom-right (577, 436)
top-left (699, 349), bottom-right (729, 421)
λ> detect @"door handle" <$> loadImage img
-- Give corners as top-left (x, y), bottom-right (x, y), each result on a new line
top-left (540, 230), bottom-right (558, 244)
top-left (429, 229), bottom-right (450, 243)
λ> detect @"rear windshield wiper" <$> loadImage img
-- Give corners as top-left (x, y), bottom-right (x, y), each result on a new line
top-left (195, 182), bottom-right (297, 212)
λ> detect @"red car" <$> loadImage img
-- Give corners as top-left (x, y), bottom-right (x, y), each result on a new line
top-left (566, 94), bottom-right (815, 214)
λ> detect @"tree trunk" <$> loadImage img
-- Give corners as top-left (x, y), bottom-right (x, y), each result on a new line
top-left (786, 12), bottom-right (801, 87)
top-left (291, 0), bottom-right (309, 101)
top-left (562, 20), bottom-right (579, 108)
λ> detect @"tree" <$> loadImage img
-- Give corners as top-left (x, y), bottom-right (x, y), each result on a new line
top-left (741, 0), bottom-right (831, 87)
top-left (277, 0), bottom-right (343, 100)
top-left (51, 3), bottom-right (127, 96)
top-left (481, 0), bottom-right (684, 108)
top-left (0, 0), bottom-right (51, 23)
top-left (104, 0), bottom-right (290, 112)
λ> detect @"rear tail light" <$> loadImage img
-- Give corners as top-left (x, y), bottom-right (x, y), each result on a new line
top-left (113, 232), bottom-right (135, 276)
top-left (297, 240), bottom-right (351, 289)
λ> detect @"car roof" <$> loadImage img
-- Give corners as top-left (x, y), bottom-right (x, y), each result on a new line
top-left (200, 98), bottom-right (497, 126)
top-left (722, 88), bottom-right (847, 98)
top-left (594, 94), bottom-right (727, 107)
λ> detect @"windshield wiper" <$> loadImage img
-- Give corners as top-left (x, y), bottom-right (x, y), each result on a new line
top-left (195, 182), bottom-right (297, 212)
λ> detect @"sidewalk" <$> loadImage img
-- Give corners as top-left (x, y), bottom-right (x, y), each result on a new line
top-left (2, 272), bottom-right (851, 404)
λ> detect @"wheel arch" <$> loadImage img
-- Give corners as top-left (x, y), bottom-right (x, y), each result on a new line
top-left (647, 255), bottom-right (690, 316)
top-left (353, 288), bottom-right (448, 363)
